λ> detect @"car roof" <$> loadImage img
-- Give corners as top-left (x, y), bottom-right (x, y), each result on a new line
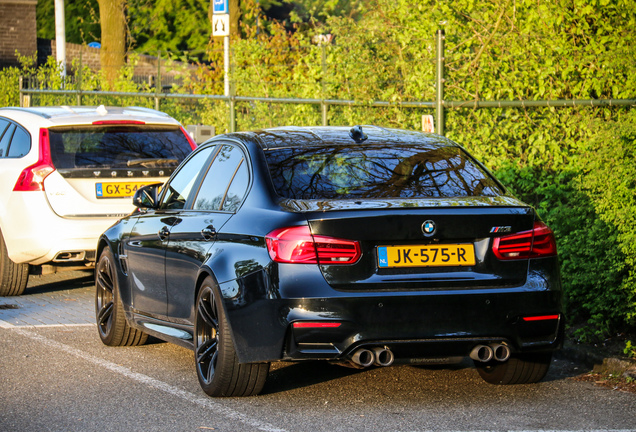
top-left (224, 125), bottom-right (458, 150)
top-left (0, 105), bottom-right (181, 127)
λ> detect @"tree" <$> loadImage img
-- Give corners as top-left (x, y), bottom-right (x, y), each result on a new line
top-left (36, 0), bottom-right (101, 44)
top-left (287, 0), bottom-right (365, 25)
top-left (97, 0), bottom-right (127, 85)
top-left (128, 0), bottom-right (211, 55)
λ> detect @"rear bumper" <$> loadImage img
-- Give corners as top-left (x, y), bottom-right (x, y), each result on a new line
top-left (222, 260), bottom-right (564, 364)
top-left (2, 192), bottom-right (118, 265)
top-left (282, 294), bottom-right (564, 362)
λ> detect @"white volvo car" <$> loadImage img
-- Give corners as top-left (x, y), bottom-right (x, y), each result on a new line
top-left (0, 106), bottom-right (196, 296)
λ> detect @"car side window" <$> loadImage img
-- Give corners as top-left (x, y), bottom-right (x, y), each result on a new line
top-left (7, 126), bottom-right (31, 158)
top-left (159, 146), bottom-right (215, 210)
top-left (0, 119), bottom-right (10, 157)
top-left (193, 144), bottom-right (248, 212)
top-left (221, 159), bottom-right (248, 212)
top-left (0, 122), bottom-right (15, 158)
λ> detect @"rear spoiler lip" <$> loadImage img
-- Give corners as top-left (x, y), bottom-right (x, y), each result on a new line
top-left (279, 195), bottom-right (529, 213)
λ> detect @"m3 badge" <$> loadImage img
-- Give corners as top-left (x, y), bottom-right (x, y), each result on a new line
top-left (490, 226), bottom-right (512, 234)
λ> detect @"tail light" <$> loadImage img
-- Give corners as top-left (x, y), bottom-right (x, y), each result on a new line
top-left (180, 126), bottom-right (198, 150)
top-left (492, 221), bottom-right (557, 260)
top-left (292, 322), bottom-right (342, 328)
top-left (13, 128), bottom-right (55, 192)
top-left (266, 226), bottom-right (361, 265)
top-left (522, 315), bottom-right (560, 322)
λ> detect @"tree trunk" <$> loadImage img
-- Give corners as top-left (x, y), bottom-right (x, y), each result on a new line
top-left (98, 0), bottom-right (126, 86)
top-left (229, 0), bottom-right (240, 38)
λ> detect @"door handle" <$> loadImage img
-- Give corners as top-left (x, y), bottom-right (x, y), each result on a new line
top-left (201, 225), bottom-right (217, 241)
top-left (158, 226), bottom-right (170, 241)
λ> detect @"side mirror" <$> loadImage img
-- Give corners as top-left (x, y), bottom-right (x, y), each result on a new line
top-left (132, 183), bottom-right (162, 209)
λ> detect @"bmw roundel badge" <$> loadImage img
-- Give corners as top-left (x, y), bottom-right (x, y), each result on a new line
top-left (422, 220), bottom-right (436, 237)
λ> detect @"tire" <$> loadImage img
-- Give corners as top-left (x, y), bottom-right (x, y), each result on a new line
top-left (475, 352), bottom-right (553, 385)
top-left (95, 246), bottom-right (147, 346)
top-left (0, 230), bottom-right (29, 297)
top-left (195, 276), bottom-right (270, 397)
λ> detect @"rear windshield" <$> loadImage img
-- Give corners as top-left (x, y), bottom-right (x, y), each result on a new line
top-left (264, 144), bottom-right (504, 199)
top-left (49, 126), bottom-right (192, 169)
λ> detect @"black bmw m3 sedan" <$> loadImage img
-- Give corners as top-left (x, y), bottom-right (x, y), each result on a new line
top-left (95, 125), bottom-right (564, 397)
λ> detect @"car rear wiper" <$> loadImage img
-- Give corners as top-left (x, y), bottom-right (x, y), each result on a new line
top-left (127, 158), bottom-right (179, 168)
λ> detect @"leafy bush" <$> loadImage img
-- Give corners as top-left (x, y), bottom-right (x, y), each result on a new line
top-left (497, 164), bottom-right (632, 342)
top-left (625, 341), bottom-right (636, 358)
top-left (578, 110), bottom-right (636, 336)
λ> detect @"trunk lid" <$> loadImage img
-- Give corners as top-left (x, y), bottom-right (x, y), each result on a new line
top-left (302, 197), bottom-right (535, 291)
top-left (43, 125), bottom-right (193, 218)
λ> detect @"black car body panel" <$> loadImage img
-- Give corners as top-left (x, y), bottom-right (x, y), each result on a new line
top-left (216, 259), bottom-right (562, 363)
top-left (98, 125), bottom-right (563, 374)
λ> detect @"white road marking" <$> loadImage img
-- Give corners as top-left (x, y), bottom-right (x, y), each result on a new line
top-left (0, 319), bottom-right (287, 432)
top-left (0, 323), bottom-right (95, 328)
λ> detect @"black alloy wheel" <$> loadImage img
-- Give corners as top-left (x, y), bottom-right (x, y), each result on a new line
top-left (195, 283), bottom-right (220, 388)
top-left (95, 246), bottom-right (147, 346)
top-left (195, 277), bottom-right (269, 397)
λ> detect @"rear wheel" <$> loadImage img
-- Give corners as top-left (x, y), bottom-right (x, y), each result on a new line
top-left (0, 230), bottom-right (29, 297)
top-left (195, 276), bottom-right (270, 397)
top-left (475, 352), bottom-right (553, 385)
top-left (95, 246), bottom-right (147, 346)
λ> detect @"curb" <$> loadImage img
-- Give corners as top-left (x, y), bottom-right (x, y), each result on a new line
top-left (556, 341), bottom-right (636, 380)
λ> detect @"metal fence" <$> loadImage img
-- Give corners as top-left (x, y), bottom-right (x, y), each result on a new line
top-left (19, 31), bottom-right (636, 135)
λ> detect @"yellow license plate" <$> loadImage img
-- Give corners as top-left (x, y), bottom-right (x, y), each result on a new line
top-left (96, 182), bottom-right (149, 198)
top-left (377, 244), bottom-right (476, 268)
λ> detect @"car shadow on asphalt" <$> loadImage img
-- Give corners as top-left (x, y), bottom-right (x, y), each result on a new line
top-left (262, 359), bottom-right (477, 395)
top-left (261, 356), bottom-right (584, 394)
top-left (25, 271), bottom-right (95, 295)
top-left (543, 357), bottom-right (590, 382)
top-left (410, 356), bottom-right (587, 383)
top-left (262, 361), bottom-right (368, 395)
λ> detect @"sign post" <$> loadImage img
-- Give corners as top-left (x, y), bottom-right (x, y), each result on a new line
top-left (212, 0), bottom-right (230, 98)
top-left (212, 14), bottom-right (230, 37)
top-left (212, 0), bottom-right (233, 131)
top-left (212, 0), bottom-right (229, 14)
top-left (422, 115), bottom-right (435, 133)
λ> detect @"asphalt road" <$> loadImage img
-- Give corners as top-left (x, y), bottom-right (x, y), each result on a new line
top-left (1, 272), bottom-right (635, 432)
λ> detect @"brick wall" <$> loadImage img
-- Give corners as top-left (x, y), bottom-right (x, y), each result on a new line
top-left (2, 0), bottom-right (194, 82)
top-left (0, 0), bottom-right (38, 68)
top-left (37, 39), bottom-right (102, 72)
top-left (38, 39), bottom-right (192, 82)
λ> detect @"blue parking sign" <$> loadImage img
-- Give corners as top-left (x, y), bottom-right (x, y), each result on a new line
top-left (213, 0), bottom-right (229, 14)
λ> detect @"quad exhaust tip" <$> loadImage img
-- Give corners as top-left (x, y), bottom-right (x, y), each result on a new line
top-left (351, 348), bottom-right (375, 368)
top-left (351, 347), bottom-right (394, 368)
top-left (491, 343), bottom-right (511, 362)
top-left (470, 343), bottom-right (511, 363)
top-left (350, 343), bottom-right (510, 368)
top-left (373, 347), bottom-right (395, 367)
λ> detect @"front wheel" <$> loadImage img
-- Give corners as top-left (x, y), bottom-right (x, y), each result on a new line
top-left (95, 246), bottom-right (147, 346)
top-left (0, 230), bottom-right (28, 296)
top-left (195, 277), bottom-right (269, 397)
top-left (475, 352), bottom-right (553, 385)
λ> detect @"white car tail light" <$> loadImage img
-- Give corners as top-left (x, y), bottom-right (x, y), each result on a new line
top-left (13, 128), bottom-right (55, 192)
